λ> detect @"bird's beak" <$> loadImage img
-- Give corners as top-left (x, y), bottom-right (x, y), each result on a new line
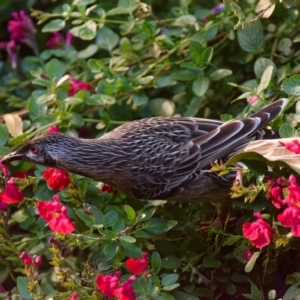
top-left (1, 151), bottom-right (24, 164)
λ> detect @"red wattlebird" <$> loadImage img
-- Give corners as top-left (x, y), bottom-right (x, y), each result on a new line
top-left (2, 99), bottom-right (287, 202)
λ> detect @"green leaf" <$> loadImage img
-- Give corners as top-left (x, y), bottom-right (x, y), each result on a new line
top-left (41, 282), bottom-right (55, 295)
top-left (184, 97), bottom-right (203, 117)
top-left (70, 20), bottom-right (97, 40)
top-left (161, 274), bottom-right (179, 286)
top-left (283, 284), bottom-right (300, 300)
top-left (103, 211), bottom-right (119, 228)
top-left (209, 69), bottom-right (232, 81)
top-left (119, 235), bottom-right (136, 243)
top-left (203, 256), bottom-right (221, 268)
top-left (154, 76), bottom-right (176, 88)
top-left (120, 241), bottom-right (143, 258)
top-left (86, 94), bottom-right (116, 106)
top-left (42, 19), bottom-right (65, 32)
top-left (145, 218), bottom-right (177, 234)
top-left (133, 230), bottom-right (151, 238)
top-left (277, 38), bottom-right (292, 56)
top-left (256, 65), bottom-right (273, 94)
top-left (161, 255), bottom-right (181, 269)
top-left (173, 14), bottom-right (196, 26)
top-left (46, 58), bottom-right (66, 80)
top-left (112, 218), bottom-right (125, 233)
top-left (237, 22), bottom-right (264, 52)
top-left (192, 77), bottom-right (209, 97)
top-left (171, 70), bottom-right (195, 81)
top-left (151, 251), bottom-right (162, 275)
top-left (133, 92), bottom-right (148, 106)
top-left (226, 282), bottom-right (237, 296)
top-left (77, 44), bottom-right (99, 59)
top-left (96, 27), bottom-right (119, 51)
top-left (75, 209), bottom-right (96, 227)
top-left (106, 0), bottom-right (137, 15)
top-left (279, 123), bottom-right (296, 138)
top-left (282, 75), bottom-right (300, 95)
top-left (124, 205), bottom-right (135, 220)
top-left (243, 280), bottom-right (263, 300)
top-left (69, 112), bottom-right (84, 127)
top-left (104, 243), bottom-right (118, 258)
top-left (244, 251), bottom-right (260, 273)
top-left (171, 291), bottom-right (199, 300)
top-left (254, 57), bottom-right (276, 79)
top-left (0, 124), bottom-right (9, 146)
top-left (64, 97), bottom-right (83, 105)
top-left (148, 98), bottom-right (175, 117)
top-left (17, 276), bottom-right (31, 299)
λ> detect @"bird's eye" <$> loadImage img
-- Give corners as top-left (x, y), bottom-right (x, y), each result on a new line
top-left (30, 146), bottom-right (38, 154)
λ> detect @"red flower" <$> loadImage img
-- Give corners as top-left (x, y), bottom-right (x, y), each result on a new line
top-left (278, 205), bottom-right (300, 237)
top-left (68, 77), bottom-right (94, 96)
top-left (96, 272), bottom-right (136, 300)
top-left (43, 168), bottom-right (70, 191)
top-left (113, 276), bottom-right (136, 300)
top-left (47, 125), bottom-right (60, 133)
top-left (0, 178), bottom-right (24, 204)
top-left (8, 11), bottom-right (35, 46)
top-left (0, 162), bottom-right (9, 177)
top-left (67, 293), bottom-right (78, 300)
top-left (96, 271), bottom-right (120, 297)
top-left (242, 212), bottom-right (273, 248)
top-left (37, 195), bottom-right (75, 234)
top-left (267, 177), bottom-right (288, 209)
top-left (46, 31), bottom-right (72, 49)
top-left (279, 139), bottom-right (300, 154)
top-left (14, 170), bottom-right (32, 179)
top-left (20, 251), bottom-right (32, 265)
top-left (285, 174), bottom-right (300, 204)
top-left (125, 252), bottom-right (148, 275)
top-left (99, 183), bottom-right (118, 194)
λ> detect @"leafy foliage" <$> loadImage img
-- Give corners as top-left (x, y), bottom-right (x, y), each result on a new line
top-left (0, 0), bottom-right (300, 299)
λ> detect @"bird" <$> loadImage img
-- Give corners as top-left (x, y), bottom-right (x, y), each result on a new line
top-left (1, 98), bottom-right (288, 203)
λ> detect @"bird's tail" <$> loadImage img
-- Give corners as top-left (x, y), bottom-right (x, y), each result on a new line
top-left (249, 98), bottom-right (288, 128)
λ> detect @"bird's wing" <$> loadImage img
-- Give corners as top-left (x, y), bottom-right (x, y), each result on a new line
top-left (122, 99), bottom-right (287, 199)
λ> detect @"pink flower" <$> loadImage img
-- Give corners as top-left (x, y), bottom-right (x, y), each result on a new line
top-left (14, 170), bottom-right (32, 179)
top-left (278, 205), bottom-right (300, 237)
top-left (242, 249), bottom-right (253, 261)
top-left (67, 293), bottom-right (78, 300)
top-left (46, 31), bottom-right (72, 49)
top-left (286, 174), bottom-right (300, 204)
top-left (37, 195), bottom-right (75, 234)
top-left (0, 162), bottom-right (9, 177)
top-left (0, 178), bottom-right (24, 204)
top-left (43, 168), bottom-right (70, 191)
top-left (96, 272), bottom-right (136, 300)
top-left (248, 95), bottom-right (259, 105)
top-left (20, 251), bottom-right (32, 265)
top-left (113, 276), bottom-right (136, 300)
top-left (33, 256), bottom-right (42, 267)
top-left (210, 4), bottom-right (225, 14)
top-left (125, 253), bottom-right (148, 275)
top-left (0, 40), bottom-right (18, 68)
top-left (279, 139), bottom-right (300, 154)
top-left (267, 177), bottom-right (288, 209)
top-left (8, 11), bottom-right (35, 46)
top-left (242, 212), bottom-right (273, 248)
top-left (47, 125), bottom-right (60, 133)
top-left (68, 77), bottom-right (94, 96)
top-left (96, 271), bottom-right (120, 297)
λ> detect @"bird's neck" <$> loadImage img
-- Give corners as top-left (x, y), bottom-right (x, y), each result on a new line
top-left (58, 138), bottom-right (126, 182)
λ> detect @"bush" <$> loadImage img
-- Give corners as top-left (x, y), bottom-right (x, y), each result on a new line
top-left (0, 0), bottom-right (300, 299)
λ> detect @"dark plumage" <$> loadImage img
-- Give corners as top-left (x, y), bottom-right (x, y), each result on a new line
top-left (2, 99), bottom-right (287, 202)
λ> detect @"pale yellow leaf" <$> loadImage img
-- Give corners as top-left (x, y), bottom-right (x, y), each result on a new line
top-left (3, 113), bottom-right (23, 138)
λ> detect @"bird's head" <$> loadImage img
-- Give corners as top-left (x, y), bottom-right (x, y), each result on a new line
top-left (1, 133), bottom-right (78, 168)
